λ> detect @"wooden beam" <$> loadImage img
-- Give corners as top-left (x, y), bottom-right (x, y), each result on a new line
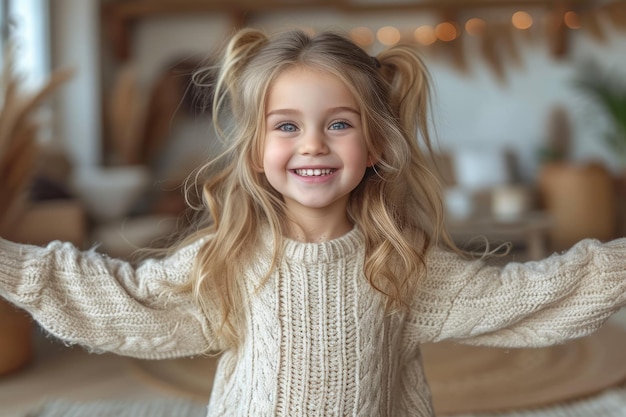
top-left (105, 0), bottom-right (338, 19)
top-left (106, 0), bottom-right (592, 18)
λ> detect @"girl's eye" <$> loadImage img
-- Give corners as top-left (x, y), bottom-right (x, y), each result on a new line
top-left (329, 121), bottom-right (351, 130)
top-left (277, 123), bottom-right (297, 132)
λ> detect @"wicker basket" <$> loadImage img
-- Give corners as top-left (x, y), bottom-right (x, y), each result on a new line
top-left (0, 298), bottom-right (33, 375)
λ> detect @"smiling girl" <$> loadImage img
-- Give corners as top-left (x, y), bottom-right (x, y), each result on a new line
top-left (1, 28), bottom-right (626, 417)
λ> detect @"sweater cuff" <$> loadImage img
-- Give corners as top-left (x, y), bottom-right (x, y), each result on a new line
top-left (0, 238), bottom-right (50, 308)
top-left (602, 237), bottom-right (626, 250)
top-left (592, 237), bottom-right (626, 267)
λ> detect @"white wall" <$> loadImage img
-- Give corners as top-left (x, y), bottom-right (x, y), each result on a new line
top-left (132, 14), bottom-right (233, 88)
top-left (50, 0), bottom-right (102, 170)
top-left (428, 24), bottom-right (626, 181)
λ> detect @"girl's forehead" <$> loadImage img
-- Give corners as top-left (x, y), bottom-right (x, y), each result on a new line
top-left (266, 66), bottom-right (359, 107)
top-left (269, 65), bottom-right (357, 96)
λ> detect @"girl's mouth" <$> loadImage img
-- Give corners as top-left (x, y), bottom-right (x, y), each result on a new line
top-left (293, 168), bottom-right (336, 177)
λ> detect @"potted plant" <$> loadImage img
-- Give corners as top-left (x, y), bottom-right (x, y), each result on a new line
top-left (537, 104), bottom-right (616, 251)
top-left (574, 62), bottom-right (626, 167)
top-left (573, 63), bottom-right (626, 236)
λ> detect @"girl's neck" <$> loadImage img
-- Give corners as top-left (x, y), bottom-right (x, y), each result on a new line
top-left (286, 215), bottom-right (353, 243)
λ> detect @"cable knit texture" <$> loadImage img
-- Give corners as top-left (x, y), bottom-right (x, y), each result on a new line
top-left (1, 229), bottom-right (626, 416)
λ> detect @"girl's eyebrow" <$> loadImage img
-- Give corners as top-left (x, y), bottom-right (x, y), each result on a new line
top-left (266, 106), bottom-right (361, 117)
top-left (266, 109), bottom-right (300, 117)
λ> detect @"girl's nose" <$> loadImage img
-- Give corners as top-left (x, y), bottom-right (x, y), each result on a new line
top-left (299, 130), bottom-right (329, 155)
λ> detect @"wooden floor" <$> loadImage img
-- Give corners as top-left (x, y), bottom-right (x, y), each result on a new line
top-left (1, 310), bottom-right (626, 417)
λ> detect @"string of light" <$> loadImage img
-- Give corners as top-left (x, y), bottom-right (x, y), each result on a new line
top-left (348, 8), bottom-right (588, 48)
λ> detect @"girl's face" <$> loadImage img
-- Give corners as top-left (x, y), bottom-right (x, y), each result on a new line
top-left (263, 66), bottom-right (370, 225)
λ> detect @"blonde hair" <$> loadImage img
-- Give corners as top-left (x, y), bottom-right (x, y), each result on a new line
top-left (180, 28), bottom-right (451, 349)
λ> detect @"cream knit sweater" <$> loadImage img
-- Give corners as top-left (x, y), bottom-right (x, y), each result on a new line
top-left (1, 228), bottom-right (626, 417)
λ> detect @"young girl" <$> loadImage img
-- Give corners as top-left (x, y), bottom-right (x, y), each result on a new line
top-left (1, 27), bottom-right (626, 417)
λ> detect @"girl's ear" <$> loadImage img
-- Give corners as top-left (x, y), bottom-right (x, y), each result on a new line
top-left (367, 155), bottom-right (378, 167)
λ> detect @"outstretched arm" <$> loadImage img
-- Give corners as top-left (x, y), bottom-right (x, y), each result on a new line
top-left (0, 238), bottom-right (219, 359)
top-left (408, 238), bottom-right (626, 348)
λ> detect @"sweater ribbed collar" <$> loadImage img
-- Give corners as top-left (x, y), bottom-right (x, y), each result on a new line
top-left (279, 227), bottom-right (363, 264)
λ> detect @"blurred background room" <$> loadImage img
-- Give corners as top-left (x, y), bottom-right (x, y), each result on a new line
top-left (1, 0), bottom-right (626, 416)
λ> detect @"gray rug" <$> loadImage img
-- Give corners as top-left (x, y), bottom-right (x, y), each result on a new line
top-left (460, 386), bottom-right (626, 416)
top-left (27, 398), bottom-right (206, 417)
top-left (24, 386), bottom-right (626, 417)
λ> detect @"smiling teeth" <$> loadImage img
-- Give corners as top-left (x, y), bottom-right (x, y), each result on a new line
top-left (295, 168), bottom-right (335, 177)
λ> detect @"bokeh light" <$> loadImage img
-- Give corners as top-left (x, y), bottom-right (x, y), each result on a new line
top-left (377, 26), bottom-right (401, 46)
top-left (350, 27), bottom-right (375, 47)
top-left (512, 11), bottom-right (533, 30)
top-left (414, 25), bottom-right (437, 45)
top-left (564, 11), bottom-right (581, 29)
top-left (436, 22), bottom-right (458, 41)
top-left (465, 18), bottom-right (487, 36)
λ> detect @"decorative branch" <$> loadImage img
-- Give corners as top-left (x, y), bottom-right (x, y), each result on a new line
top-left (0, 52), bottom-right (74, 232)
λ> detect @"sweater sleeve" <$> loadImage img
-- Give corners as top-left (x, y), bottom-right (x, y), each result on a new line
top-left (0, 237), bottom-right (220, 359)
top-left (407, 238), bottom-right (626, 348)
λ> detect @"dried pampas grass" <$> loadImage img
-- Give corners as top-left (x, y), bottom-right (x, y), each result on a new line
top-left (0, 56), bottom-right (73, 233)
